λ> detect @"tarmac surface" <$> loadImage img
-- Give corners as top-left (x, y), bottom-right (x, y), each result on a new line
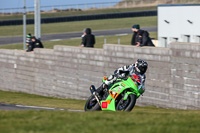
top-left (0, 103), bottom-right (84, 112)
top-left (0, 26), bottom-right (157, 45)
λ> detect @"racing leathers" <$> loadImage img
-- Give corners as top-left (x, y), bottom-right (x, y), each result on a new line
top-left (95, 64), bottom-right (146, 98)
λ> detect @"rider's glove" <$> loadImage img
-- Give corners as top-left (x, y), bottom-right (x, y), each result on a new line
top-left (105, 75), bottom-right (117, 86)
top-left (118, 73), bottom-right (126, 78)
top-left (117, 65), bottom-right (130, 79)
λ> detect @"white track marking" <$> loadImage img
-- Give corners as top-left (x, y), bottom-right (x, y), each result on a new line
top-left (115, 33), bottom-right (128, 36)
top-left (49, 39), bottom-right (63, 41)
top-left (16, 105), bottom-right (55, 110)
top-left (13, 104), bottom-right (84, 112)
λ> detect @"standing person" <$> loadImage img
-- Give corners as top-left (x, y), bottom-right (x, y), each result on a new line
top-left (82, 28), bottom-right (95, 48)
top-left (31, 36), bottom-right (44, 49)
top-left (131, 24), bottom-right (155, 47)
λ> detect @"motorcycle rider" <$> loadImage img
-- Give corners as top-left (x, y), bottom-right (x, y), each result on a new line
top-left (94, 59), bottom-right (148, 100)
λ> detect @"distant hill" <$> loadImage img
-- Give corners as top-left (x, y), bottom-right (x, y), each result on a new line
top-left (115, 0), bottom-right (200, 7)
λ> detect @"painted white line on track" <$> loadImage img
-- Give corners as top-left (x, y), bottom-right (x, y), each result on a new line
top-left (69, 37), bottom-right (81, 39)
top-left (96, 35), bottom-right (105, 37)
top-left (15, 104), bottom-right (84, 112)
top-left (49, 39), bottom-right (63, 41)
top-left (115, 33), bottom-right (128, 36)
top-left (16, 105), bottom-right (56, 110)
top-left (67, 109), bottom-right (84, 112)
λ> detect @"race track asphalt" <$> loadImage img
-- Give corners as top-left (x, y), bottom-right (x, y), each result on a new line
top-left (0, 26), bottom-right (157, 45)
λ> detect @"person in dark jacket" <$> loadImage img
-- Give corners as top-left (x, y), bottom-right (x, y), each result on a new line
top-left (31, 36), bottom-right (44, 49)
top-left (136, 30), bottom-right (155, 47)
top-left (131, 24), bottom-right (155, 47)
top-left (82, 28), bottom-right (95, 48)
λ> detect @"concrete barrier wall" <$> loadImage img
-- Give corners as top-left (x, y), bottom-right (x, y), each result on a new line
top-left (170, 43), bottom-right (200, 109)
top-left (0, 43), bottom-right (199, 110)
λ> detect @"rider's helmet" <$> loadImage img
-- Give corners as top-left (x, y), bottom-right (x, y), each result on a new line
top-left (134, 59), bottom-right (148, 75)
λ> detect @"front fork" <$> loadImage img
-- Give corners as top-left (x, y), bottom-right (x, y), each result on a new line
top-left (89, 85), bottom-right (101, 105)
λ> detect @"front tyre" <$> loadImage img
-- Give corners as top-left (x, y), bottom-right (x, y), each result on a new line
top-left (116, 94), bottom-right (136, 112)
top-left (84, 95), bottom-right (101, 111)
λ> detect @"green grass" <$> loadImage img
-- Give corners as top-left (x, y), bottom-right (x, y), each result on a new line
top-left (0, 32), bottom-right (157, 50)
top-left (0, 16), bottom-right (157, 37)
top-left (0, 90), bottom-right (200, 133)
top-left (0, 109), bottom-right (200, 133)
top-left (0, 6), bottom-right (157, 20)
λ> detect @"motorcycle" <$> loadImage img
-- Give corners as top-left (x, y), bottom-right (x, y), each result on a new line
top-left (84, 74), bottom-right (144, 111)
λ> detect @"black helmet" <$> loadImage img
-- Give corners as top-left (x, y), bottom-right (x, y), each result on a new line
top-left (135, 59), bottom-right (148, 75)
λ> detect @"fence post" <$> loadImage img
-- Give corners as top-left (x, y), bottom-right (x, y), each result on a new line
top-left (118, 38), bottom-right (120, 44)
top-left (104, 38), bottom-right (107, 44)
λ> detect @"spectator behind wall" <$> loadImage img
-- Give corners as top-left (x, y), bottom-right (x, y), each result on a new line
top-left (31, 36), bottom-right (44, 49)
top-left (131, 24), bottom-right (155, 47)
top-left (26, 36), bottom-right (44, 52)
top-left (80, 28), bottom-right (95, 48)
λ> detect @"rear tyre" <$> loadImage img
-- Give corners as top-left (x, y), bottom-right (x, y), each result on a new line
top-left (84, 95), bottom-right (101, 111)
top-left (116, 94), bottom-right (136, 112)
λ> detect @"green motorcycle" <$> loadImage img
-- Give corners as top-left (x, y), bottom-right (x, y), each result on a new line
top-left (84, 75), bottom-right (144, 111)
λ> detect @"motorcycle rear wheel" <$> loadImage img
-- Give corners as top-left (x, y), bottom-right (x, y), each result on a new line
top-left (84, 95), bottom-right (101, 111)
top-left (116, 94), bottom-right (136, 111)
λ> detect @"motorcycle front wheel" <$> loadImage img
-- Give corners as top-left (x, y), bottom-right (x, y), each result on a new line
top-left (116, 94), bottom-right (136, 112)
top-left (84, 95), bottom-right (101, 111)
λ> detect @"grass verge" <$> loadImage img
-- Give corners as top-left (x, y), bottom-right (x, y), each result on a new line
top-left (0, 32), bottom-right (157, 49)
top-left (0, 90), bottom-right (200, 133)
top-left (0, 90), bottom-right (85, 110)
top-left (0, 16), bottom-right (157, 37)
